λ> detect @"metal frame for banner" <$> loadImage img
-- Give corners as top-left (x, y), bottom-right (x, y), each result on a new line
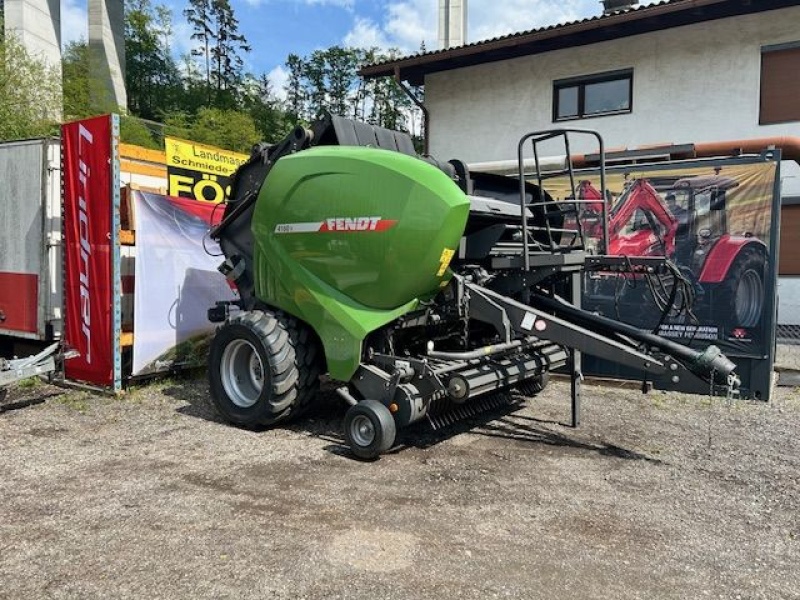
top-left (111, 115), bottom-right (122, 392)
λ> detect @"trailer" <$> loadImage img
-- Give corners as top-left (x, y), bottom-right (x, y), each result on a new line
top-left (0, 138), bottom-right (62, 358)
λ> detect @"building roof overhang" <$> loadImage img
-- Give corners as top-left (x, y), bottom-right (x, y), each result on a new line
top-left (360, 0), bottom-right (800, 86)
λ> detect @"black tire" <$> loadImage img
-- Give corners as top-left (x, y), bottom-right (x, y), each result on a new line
top-left (343, 400), bottom-right (397, 460)
top-left (714, 247), bottom-right (766, 329)
top-left (208, 309), bottom-right (321, 428)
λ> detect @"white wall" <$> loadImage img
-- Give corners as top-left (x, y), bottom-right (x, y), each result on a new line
top-left (778, 277), bottom-right (800, 325)
top-left (425, 6), bottom-right (800, 194)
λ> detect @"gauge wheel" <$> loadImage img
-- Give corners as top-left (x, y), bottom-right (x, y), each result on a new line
top-left (343, 400), bottom-right (397, 460)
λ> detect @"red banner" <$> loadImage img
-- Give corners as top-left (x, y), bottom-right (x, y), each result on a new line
top-left (62, 116), bottom-right (114, 385)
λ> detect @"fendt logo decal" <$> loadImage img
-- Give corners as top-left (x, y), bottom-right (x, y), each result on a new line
top-left (274, 217), bottom-right (397, 234)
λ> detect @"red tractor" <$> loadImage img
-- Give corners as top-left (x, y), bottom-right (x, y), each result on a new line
top-left (582, 174), bottom-right (767, 329)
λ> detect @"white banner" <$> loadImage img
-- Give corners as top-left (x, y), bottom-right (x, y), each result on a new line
top-left (132, 190), bottom-right (237, 375)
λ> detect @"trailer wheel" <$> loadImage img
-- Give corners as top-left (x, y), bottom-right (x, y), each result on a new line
top-left (716, 248), bottom-right (765, 329)
top-left (344, 400), bottom-right (396, 460)
top-left (208, 309), bottom-right (321, 428)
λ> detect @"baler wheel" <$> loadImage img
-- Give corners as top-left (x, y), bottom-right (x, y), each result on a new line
top-left (208, 310), bottom-right (321, 428)
top-left (343, 400), bottom-right (396, 460)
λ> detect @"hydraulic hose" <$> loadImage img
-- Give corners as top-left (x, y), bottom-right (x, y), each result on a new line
top-left (533, 294), bottom-right (737, 387)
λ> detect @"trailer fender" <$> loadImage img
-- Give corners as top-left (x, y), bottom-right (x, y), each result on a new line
top-left (698, 236), bottom-right (766, 284)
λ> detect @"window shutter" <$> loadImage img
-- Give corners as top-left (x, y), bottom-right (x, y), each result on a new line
top-left (760, 47), bottom-right (800, 125)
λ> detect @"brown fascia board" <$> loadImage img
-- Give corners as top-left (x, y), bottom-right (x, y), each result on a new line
top-left (361, 0), bottom-right (798, 85)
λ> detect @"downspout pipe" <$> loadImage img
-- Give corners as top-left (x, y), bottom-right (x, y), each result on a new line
top-left (394, 66), bottom-right (430, 156)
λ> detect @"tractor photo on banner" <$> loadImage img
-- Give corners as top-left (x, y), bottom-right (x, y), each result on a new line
top-left (546, 153), bottom-right (781, 398)
top-left (165, 137), bottom-right (248, 203)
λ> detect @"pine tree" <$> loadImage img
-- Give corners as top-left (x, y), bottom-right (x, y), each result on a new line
top-left (210, 0), bottom-right (250, 107)
top-left (285, 54), bottom-right (307, 123)
top-left (184, 0), bottom-right (215, 104)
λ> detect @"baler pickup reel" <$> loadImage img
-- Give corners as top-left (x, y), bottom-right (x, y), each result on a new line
top-left (338, 272), bottom-right (738, 457)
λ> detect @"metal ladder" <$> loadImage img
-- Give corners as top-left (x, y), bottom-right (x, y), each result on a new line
top-left (516, 129), bottom-right (609, 268)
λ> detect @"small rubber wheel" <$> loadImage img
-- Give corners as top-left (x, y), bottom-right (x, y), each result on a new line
top-left (344, 400), bottom-right (397, 460)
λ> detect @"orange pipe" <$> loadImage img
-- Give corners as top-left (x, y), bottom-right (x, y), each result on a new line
top-left (694, 137), bottom-right (800, 163)
top-left (572, 136), bottom-right (800, 167)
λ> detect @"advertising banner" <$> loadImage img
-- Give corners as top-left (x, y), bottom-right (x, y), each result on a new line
top-left (548, 154), bottom-right (780, 398)
top-left (131, 190), bottom-right (237, 376)
top-left (62, 115), bottom-right (115, 385)
top-left (165, 137), bottom-right (248, 203)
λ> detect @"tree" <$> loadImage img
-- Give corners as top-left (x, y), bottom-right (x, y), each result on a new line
top-left (209, 0), bottom-right (250, 107)
top-left (0, 34), bottom-right (61, 140)
top-left (325, 46), bottom-right (358, 118)
top-left (183, 0), bottom-right (250, 108)
top-left (242, 74), bottom-right (292, 143)
top-left (164, 107), bottom-right (260, 153)
top-left (62, 41), bottom-right (93, 120)
top-left (119, 115), bottom-right (161, 149)
top-left (285, 53), bottom-right (306, 123)
top-left (280, 46), bottom-right (421, 133)
top-left (184, 0), bottom-right (215, 104)
top-left (125, 0), bottom-right (181, 120)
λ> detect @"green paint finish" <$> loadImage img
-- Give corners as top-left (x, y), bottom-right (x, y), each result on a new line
top-left (251, 146), bottom-right (470, 380)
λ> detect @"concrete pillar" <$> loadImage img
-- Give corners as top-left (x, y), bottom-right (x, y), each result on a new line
top-left (438, 0), bottom-right (467, 50)
top-left (3, 0), bottom-right (62, 69)
top-left (88, 0), bottom-right (126, 112)
top-left (3, 0), bottom-right (62, 119)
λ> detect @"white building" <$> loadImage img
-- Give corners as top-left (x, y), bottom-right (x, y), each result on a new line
top-left (362, 0), bottom-right (800, 326)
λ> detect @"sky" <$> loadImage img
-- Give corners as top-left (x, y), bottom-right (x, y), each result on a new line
top-left (61, 0), bottom-right (628, 97)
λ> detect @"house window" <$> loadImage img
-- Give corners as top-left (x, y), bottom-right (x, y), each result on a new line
top-left (760, 43), bottom-right (800, 125)
top-left (553, 69), bottom-right (633, 121)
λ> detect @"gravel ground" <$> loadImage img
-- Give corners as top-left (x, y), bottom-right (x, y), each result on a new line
top-left (1, 370), bottom-right (798, 600)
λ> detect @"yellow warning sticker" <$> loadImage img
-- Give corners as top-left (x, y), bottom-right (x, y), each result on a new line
top-left (437, 248), bottom-right (455, 277)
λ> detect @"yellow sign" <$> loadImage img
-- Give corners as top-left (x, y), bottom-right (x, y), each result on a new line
top-left (165, 137), bottom-right (249, 203)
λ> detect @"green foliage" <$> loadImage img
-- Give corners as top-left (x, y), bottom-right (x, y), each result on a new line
top-left (62, 41), bottom-right (93, 120)
top-left (125, 0), bottom-right (182, 120)
top-left (55, 0), bottom-right (422, 155)
top-left (62, 39), bottom-right (129, 118)
top-left (0, 35), bottom-right (61, 140)
top-left (164, 107), bottom-right (259, 153)
top-left (183, 0), bottom-right (250, 108)
top-left (120, 115), bottom-right (162, 149)
top-left (282, 46), bottom-right (423, 134)
top-left (241, 74), bottom-right (293, 143)
top-left (209, 0), bottom-right (250, 104)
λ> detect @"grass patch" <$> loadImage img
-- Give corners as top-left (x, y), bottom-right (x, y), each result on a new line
top-left (16, 377), bottom-right (42, 389)
top-left (54, 391), bottom-right (92, 413)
